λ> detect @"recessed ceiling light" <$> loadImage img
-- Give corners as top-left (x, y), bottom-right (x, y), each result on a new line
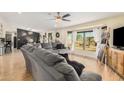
top-left (18, 12), bottom-right (22, 14)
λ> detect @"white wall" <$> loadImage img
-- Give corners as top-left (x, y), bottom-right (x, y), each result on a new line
top-left (0, 16), bottom-right (15, 38)
top-left (55, 15), bottom-right (124, 58)
top-left (0, 16), bottom-right (17, 50)
top-left (0, 17), bottom-right (8, 38)
top-left (58, 15), bottom-right (124, 46)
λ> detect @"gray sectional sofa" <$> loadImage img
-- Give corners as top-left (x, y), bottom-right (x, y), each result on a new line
top-left (21, 45), bottom-right (102, 81)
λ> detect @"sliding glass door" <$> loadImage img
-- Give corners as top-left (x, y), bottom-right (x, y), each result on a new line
top-left (75, 31), bottom-right (96, 51)
top-left (75, 32), bottom-right (84, 50)
top-left (85, 31), bottom-right (96, 51)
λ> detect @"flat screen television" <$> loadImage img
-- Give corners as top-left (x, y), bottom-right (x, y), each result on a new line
top-left (113, 27), bottom-right (124, 47)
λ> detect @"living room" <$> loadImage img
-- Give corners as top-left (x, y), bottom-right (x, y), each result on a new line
top-left (0, 12), bottom-right (124, 81)
top-left (1, 0), bottom-right (124, 93)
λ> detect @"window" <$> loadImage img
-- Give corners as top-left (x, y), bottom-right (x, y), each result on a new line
top-left (75, 31), bottom-right (96, 51)
top-left (75, 32), bottom-right (84, 50)
top-left (67, 32), bottom-right (73, 48)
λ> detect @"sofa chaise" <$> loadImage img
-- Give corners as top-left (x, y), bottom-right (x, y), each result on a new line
top-left (21, 45), bottom-right (102, 81)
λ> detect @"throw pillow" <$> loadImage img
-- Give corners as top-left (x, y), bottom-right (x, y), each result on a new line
top-left (54, 62), bottom-right (80, 81)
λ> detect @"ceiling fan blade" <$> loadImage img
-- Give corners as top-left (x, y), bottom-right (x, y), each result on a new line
top-left (62, 19), bottom-right (70, 21)
top-left (62, 14), bottom-right (71, 18)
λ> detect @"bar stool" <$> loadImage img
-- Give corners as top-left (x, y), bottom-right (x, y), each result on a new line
top-left (5, 41), bottom-right (12, 53)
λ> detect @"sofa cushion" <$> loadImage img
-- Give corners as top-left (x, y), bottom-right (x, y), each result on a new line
top-left (34, 43), bottom-right (42, 48)
top-left (22, 45), bottom-right (31, 50)
top-left (30, 53), bottom-right (65, 81)
top-left (27, 46), bottom-right (36, 53)
top-left (54, 62), bottom-right (80, 81)
top-left (80, 71), bottom-right (102, 81)
top-left (34, 48), bottom-right (66, 66)
top-left (51, 42), bottom-right (57, 49)
top-left (41, 43), bottom-right (52, 49)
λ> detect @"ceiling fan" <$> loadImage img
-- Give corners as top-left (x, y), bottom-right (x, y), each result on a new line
top-left (49, 12), bottom-right (71, 22)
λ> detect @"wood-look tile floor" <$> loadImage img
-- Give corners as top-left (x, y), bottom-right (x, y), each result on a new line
top-left (69, 55), bottom-right (123, 81)
top-left (0, 49), bottom-right (32, 81)
top-left (0, 49), bottom-right (123, 81)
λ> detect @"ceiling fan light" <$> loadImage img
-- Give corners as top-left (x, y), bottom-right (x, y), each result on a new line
top-left (56, 19), bottom-right (61, 23)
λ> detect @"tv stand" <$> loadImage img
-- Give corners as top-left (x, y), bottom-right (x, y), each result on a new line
top-left (108, 48), bottom-right (124, 79)
top-left (119, 47), bottom-right (124, 50)
top-left (113, 46), bottom-right (124, 50)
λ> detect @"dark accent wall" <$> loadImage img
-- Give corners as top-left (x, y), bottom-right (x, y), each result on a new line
top-left (17, 28), bottom-right (40, 49)
top-left (14, 36), bottom-right (17, 48)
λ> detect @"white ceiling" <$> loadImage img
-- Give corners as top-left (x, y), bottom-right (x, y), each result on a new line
top-left (0, 12), bottom-right (123, 31)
